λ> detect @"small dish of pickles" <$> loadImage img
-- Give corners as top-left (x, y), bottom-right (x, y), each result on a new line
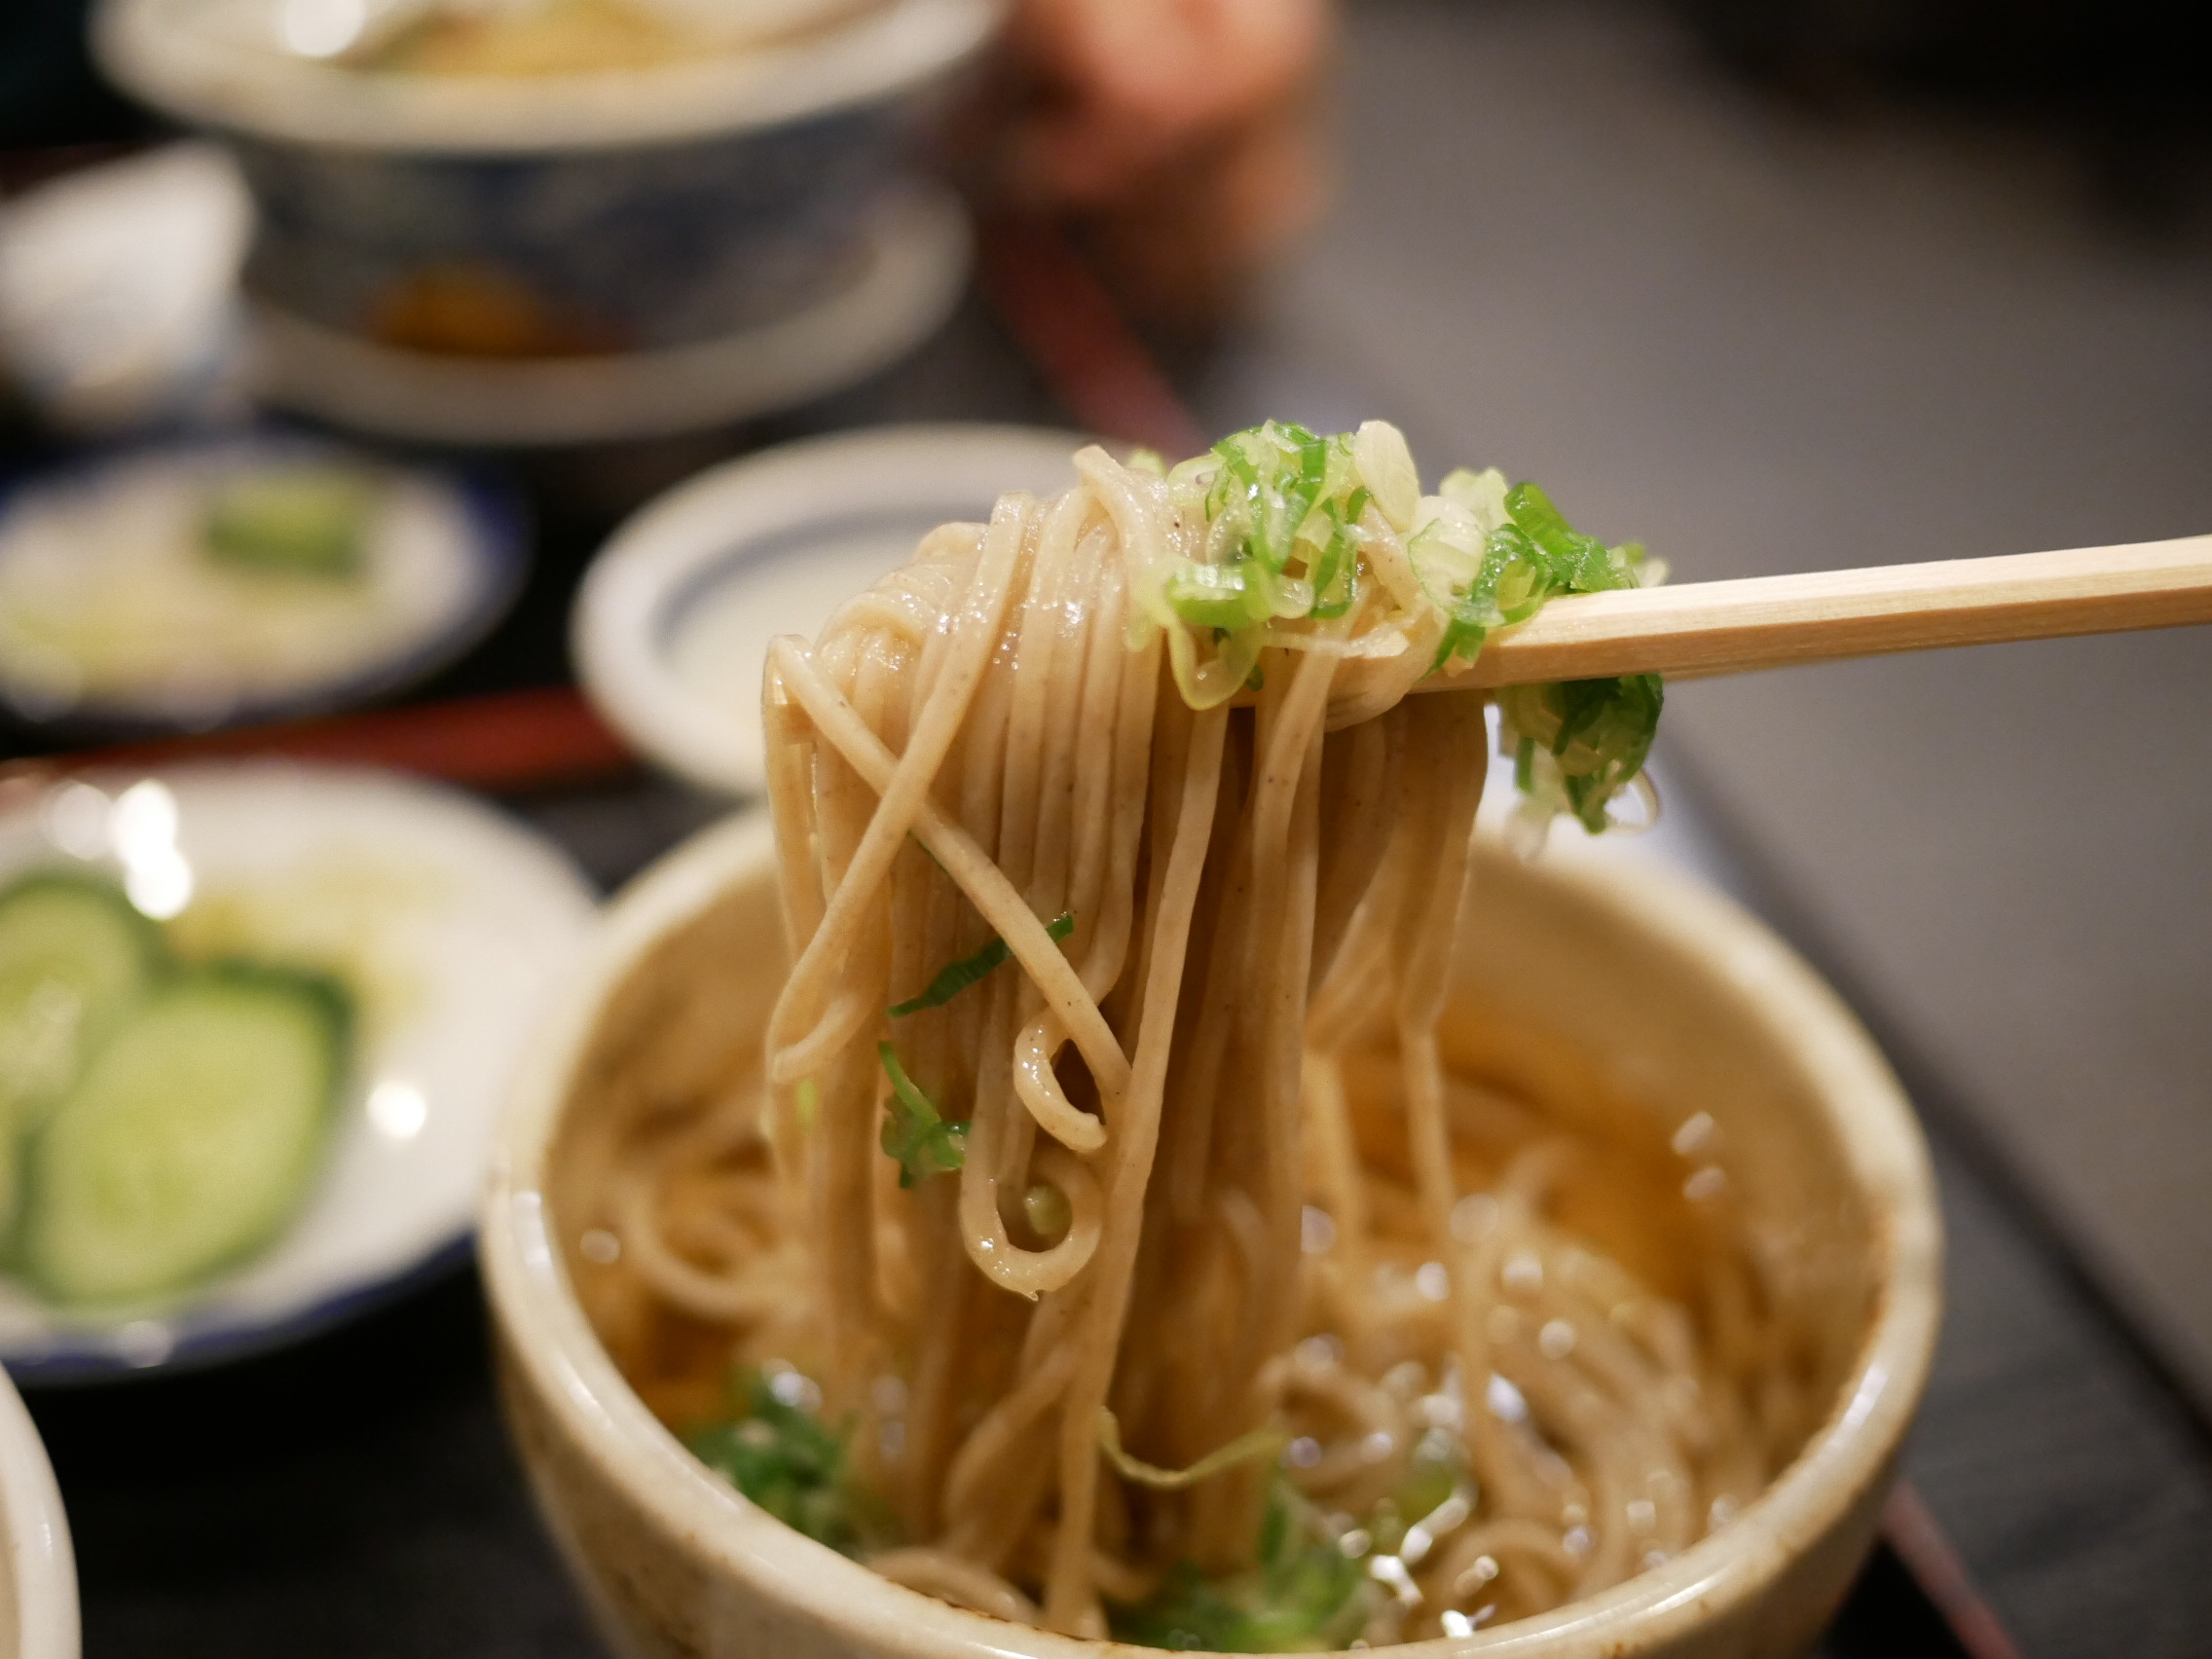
top-left (0, 436), bottom-right (523, 732)
top-left (0, 761), bottom-right (596, 1380)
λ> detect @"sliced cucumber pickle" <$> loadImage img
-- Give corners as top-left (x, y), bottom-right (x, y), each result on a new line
top-left (0, 870), bottom-right (166, 1243)
top-left (0, 871), bottom-right (164, 1118)
top-left (22, 965), bottom-right (350, 1306)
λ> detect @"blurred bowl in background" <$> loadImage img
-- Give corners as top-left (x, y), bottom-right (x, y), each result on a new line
top-left (573, 424), bottom-right (1087, 795)
top-left (0, 1365), bottom-right (76, 1659)
top-left (246, 182), bottom-right (968, 446)
top-left (92, 0), bottom-right (1004, 442)
top-left (0, 434), bottom-right (525, 735)
top-left (0, 763), bottom-right (598, 1382)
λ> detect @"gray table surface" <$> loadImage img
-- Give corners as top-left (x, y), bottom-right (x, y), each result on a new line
top-left (1204, 0), bottom-right (2212, 1411)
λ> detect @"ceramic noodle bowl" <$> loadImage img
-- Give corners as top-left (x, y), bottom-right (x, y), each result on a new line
top-left (0, 1363), bottom-right (79, 1659)
top-left (483, 812), bottom-right (1940, 1659)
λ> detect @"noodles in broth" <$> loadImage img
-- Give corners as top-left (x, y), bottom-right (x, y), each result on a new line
top-left (569, 424), bottom-right (1810, 1648)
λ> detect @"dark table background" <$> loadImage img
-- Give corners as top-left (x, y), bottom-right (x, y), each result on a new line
top-left (7, 2), bottom-right (2212, 1655)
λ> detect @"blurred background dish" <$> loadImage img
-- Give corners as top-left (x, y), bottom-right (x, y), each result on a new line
top-left (91, 0), bottom-right (1004, 444)
top-left (0, 143), bottom-right (249, 437)
top-left (247, 182), bottom-right (968, 446)
top-left (0, 1363), bottom-right (76, 1659)
top-left (573, 423), bottom-right (1086, 793)
top-left (0, 436), bottom-right (524, 733)
top-left (0, 762), bottom-right (597, 1382)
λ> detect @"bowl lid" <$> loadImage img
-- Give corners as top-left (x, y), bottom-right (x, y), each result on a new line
top-left (93, 0), bottom-right (1003, 153)
top-left (574, 424), bottom-right (1093, 796)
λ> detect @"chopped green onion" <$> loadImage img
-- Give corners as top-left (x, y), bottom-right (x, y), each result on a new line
top-left (1165, 560), bottom-right (1273, 632)
top-left (1108, 1479), bottom-right (1372, 1652)
top-left (685, 1368), bottom-right (860, 1551)
top-left (887, 911), bottom-right (1074, 1018)
top-left (1430, 610), bottom-right (1487, 675)
top-left (1498, 673), bottom-right (1664, 834)
top-left (1022, 1181), bottom-right (1073, 1242)
top-left (877, 1043), bottom-right (970, 1188)
top-left (1159, 423), bottom-right (1666, 834)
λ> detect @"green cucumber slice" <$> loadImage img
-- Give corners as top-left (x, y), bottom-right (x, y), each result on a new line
top-left (0, 870), bottom-right (164, 1122)
top-left (22, 965), bottom-right (350, 1306)
top-left (0, 870), bottom-right (166, 1245)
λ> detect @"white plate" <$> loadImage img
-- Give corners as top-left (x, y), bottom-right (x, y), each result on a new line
top-left (0, 435), bottom-right (526, 733)
top-left (0, 762), bottom-right (598, 1382)
top-left (573, 424), bottom-right (1092, 794)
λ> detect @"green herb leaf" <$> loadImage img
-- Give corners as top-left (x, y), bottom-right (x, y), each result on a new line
top-left (887, 911), bottom-right (1074, 1018)
top-left (203, 466), bottom-right (373, 579)
top-left (877, 1043), bottom-right (970, 1188)
top-left (1165, 560), bottom-right (1273, 632)
top-left (1108, 1479), bottom-right (1372, 1652)
top-left (1162, 424), bottom-right (1665, 834)
top-left (685, 1369), bottom-right (859, 1552)
top-left (1498, 673), bottom-right (1664, 833)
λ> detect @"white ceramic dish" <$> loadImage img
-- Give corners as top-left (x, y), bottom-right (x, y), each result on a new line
top-left (0, 436), bottom-right (525, 733)
top-left (573, 424), bottom-right (1090, 793)
top-left (0, 1366), bottom-right (77, 1659)
top-left (0, 762), bottom-right (597, 1382)
top-left (0, 143), bottom-right (248, 436)
top-left (485, 811), bottom-right (1942, 1659)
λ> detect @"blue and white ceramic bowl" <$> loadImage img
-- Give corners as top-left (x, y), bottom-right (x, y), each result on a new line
top-left (93, 0), bottom-right (1001, 420)
top-left (574, 424), bottom-right (1088, 794)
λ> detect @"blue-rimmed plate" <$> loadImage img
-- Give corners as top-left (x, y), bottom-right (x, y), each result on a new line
top-left (0, 761), bottom-right (597, 1383)
top-left (0, 434), bottom-right (525, 735)
top-left (573, 424), bottom-right (1089, 795)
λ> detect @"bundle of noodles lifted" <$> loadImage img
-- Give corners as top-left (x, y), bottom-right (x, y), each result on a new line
top-left (578, 423), bottom-right (1816, 1649)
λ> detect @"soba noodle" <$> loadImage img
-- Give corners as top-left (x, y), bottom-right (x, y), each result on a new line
top-left (570, 424), bottom-right (1806, 1648)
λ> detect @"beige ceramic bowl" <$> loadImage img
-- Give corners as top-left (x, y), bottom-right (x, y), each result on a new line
top-left (483, 810), bottom-right (1941, 1659)
top-left (0, 1363), bottom-right (79, 1659)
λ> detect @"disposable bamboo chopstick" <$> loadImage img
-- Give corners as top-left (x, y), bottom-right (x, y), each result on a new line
top-left (1429, 535), bottom-right (2212, 688)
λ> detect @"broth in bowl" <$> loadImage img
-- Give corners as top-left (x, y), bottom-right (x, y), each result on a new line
top-left (560, 989), bottom-right (1834, 1646)
top-left (491, 816), bottom-right (1929, 1659)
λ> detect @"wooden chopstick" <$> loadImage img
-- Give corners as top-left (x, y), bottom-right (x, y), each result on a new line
top-left (1429, 535), bottom-right (2212, 688)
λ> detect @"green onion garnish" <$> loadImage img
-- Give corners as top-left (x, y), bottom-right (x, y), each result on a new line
top-left (887, 911), bottom-right (1074, 1018)
top-left (877, 1043), bottom-right (970, 1188)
